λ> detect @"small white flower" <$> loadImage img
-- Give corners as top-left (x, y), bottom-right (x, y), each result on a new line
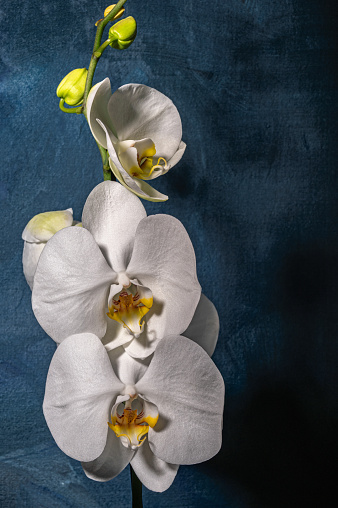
top-left (87, 79), bottom-right (186, 201)
top-left (22, 208), bottom-right (81, 289)
top-left (43, 333), bottom-right (224, 492)
top-left (32, 181), bottom-right (201, 359)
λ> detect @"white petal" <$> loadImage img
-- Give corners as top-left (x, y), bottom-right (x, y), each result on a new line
top-left (136, 335), bottom-right (224, 465)
top-left (82, 427), bottom-right (134, 482)
top-left (86, 78), bottom-right (117, 149)
top-left (32, 226), bottom-right (116, 343)
top-left (125, 215), bottom-right (201, 356)
top-left (165, 140), bottom-right (186, 171)
top-left (108, 83), bottom-right (182, 161)
top-left (43, 333), bottom-right (124, 462)
top-left (122, 328), bottom-right (157, 360)
top-left (130, 440), bottom-right (179, 492)
top-left (98, 120), bottom-right (163, 201)
top-left (22, 208), bottom-right (74, 243)
top-left (182, 294), bottom-right (220, 357)
top-left (22, 241), bottom-right (45, 289)
top-left (102, 316), bottom-right (133, 352)
top-left (110, 160), bottom-right (169, 202)
top-left (82, 180), bottom-right (147, 273)
top-left (110, 346), bottom-right (150, 385)
top-left (108, 346), bottom-right (152, 385)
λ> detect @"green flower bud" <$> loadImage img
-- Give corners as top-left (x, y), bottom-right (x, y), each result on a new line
top-left (56, 68), bottom-right (88, 106)
top-left (108, 16), bottom-right (137, 50)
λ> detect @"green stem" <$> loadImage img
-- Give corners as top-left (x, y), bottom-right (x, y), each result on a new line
top-left (82, 0), bottom-right (128, 116)
top-left (130, 465), bottom-right (143, 508)
top-left (59, 98), bottom-right (82, 114)
top-left (94, 38), bottom-right (112, 58)
top-left (96, 142), bottom-right (112, 180)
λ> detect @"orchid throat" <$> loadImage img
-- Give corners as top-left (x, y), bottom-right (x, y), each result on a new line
top-left (107, 283), bottom-right (153, 337)
top-left (109, 395), bottom-right (159, 450)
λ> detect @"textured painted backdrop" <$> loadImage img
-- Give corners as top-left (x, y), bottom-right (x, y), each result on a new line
top-left (1, 0), bottom-right (337, 506)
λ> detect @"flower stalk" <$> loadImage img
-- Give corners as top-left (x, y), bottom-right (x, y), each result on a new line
top-left (130, 465), bottom-right (143, 508)
top-left (82, 0), bottom-right (129, 117)
top-left (96, 141), bottom-right (112, 180)
top-left (80, 0), bottom-right (129, 180)
top-left (58, 98), bottom-right (82, 114)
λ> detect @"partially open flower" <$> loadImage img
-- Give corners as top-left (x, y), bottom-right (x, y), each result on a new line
top-left (87, 78), bottom-right (186, 201)
top-left (32, 181), bottom-right (201, 359)
top-left (43, 333), bottom-right (224, 492)
top-left (22, 208), bottom-right (81, 289)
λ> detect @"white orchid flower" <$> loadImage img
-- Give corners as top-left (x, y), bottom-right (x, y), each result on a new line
top-left (32, 181), bottom-right (201, 359)
top-left (22, 208), bottom-right (81, 289)
top-left (43, 332), bottom-right (224, 492)
top-left (87, 78), bottom-right (186, 202)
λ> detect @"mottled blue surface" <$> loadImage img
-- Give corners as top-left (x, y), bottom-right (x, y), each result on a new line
top-left (1, 0), bottom-right (338, 506)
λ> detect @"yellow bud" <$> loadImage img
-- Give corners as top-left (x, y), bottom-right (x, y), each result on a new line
top-left (56, 68), bottom-right (88, 106)
top-left (109, 16), bottom-right (137, 50)
top-left (95, 4), bottom-right (125, 26)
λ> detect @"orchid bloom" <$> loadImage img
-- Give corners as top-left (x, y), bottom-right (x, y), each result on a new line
top-left (22, 208), bottom-right (81, 289)
top-left (87, 79), bottom-right (186, 202)
top-left (32, 181), bottom-right (201, 359)
top-left (43, 333), bottom-right (224, 492)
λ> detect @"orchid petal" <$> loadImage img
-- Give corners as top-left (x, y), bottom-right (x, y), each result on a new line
top-left (118, 145), bottom-right (144, 178)
top-left (82, 181), bottom-right (146, 273)
top-left (183, 294), bottom-right (220, 357)
top-left (110, 160), bottom-right (169, 202)
top-left (22, 241), bottom-right (45, 289)
top-left (130, 440), bottom-right (179, 492)
top-left (86, 78), bottom-right (117, 148)
top-left (98, 120), bottom-right (162, 201)
top-left (43, 333), bottom-right (124, 462)
top-left (108, 347), bottom-right (151, 385)
top-left (125, 215), bottom-right (201, 356)
top-left (82, 427), bottom-right (134, 482)
top-left (32, 227), bottom-right (116, 343)
top-left (121, 327), bottom-right (157, 360)
top-left (22, 208), bottom-right (74, 243)
top-left (107, 83), bottom-right (182, 161)
top-left (102, 316), bottom-right (134, 352)
top-left (136, 335), bottom-right (224, 465)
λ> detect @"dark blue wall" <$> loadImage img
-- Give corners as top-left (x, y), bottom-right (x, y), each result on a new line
top-left (1, 1), bottom-right (337, 506)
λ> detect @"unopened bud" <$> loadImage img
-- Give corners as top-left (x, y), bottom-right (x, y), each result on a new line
top-left (95, 4), bottom-right (125, 26)
top-left (109, 16), bottom-right (137, 50)
top-left (56, 68), bottom-right (88, 106)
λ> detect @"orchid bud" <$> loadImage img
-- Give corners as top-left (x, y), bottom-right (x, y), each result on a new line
top-left (95, 4), bottom-right (125, 25)
top-left (22, 208), bottom-right (81, 289)
top-left (108, 16), bottom-right (137, 50)
top-left (56, 68), bottom-right (88, 106)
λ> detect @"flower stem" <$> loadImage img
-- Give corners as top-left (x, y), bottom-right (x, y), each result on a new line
top-left (81, 1), bottom-right (128, 180)
top-left (82, 0), bottom-right (128, 117)
top-left (130, 465), bottom-right (143, 508)
top-left (58, 98), bottom-right (82, 114)
top-left (96, 142), bottom-right (112, 180)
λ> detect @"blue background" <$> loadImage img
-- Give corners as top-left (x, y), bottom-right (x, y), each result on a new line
top-left (1, 0), bottom-right (337, 506)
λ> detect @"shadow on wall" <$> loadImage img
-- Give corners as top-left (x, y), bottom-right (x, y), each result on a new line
top-left (198, 242), bottom-right (338, 508)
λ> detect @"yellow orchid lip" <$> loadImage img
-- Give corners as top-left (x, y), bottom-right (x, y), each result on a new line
top-left (108, 396), bottom-right (159, 450)
top-left (107, 284), bottom-right (153, 336)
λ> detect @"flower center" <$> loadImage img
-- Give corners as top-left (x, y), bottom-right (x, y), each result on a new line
top-left (116, 138), bottom-right (168, 180)
top-left (108, 395), bottom-right (159, 450)
top-left (107, 283), bottom-right (153, 336)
